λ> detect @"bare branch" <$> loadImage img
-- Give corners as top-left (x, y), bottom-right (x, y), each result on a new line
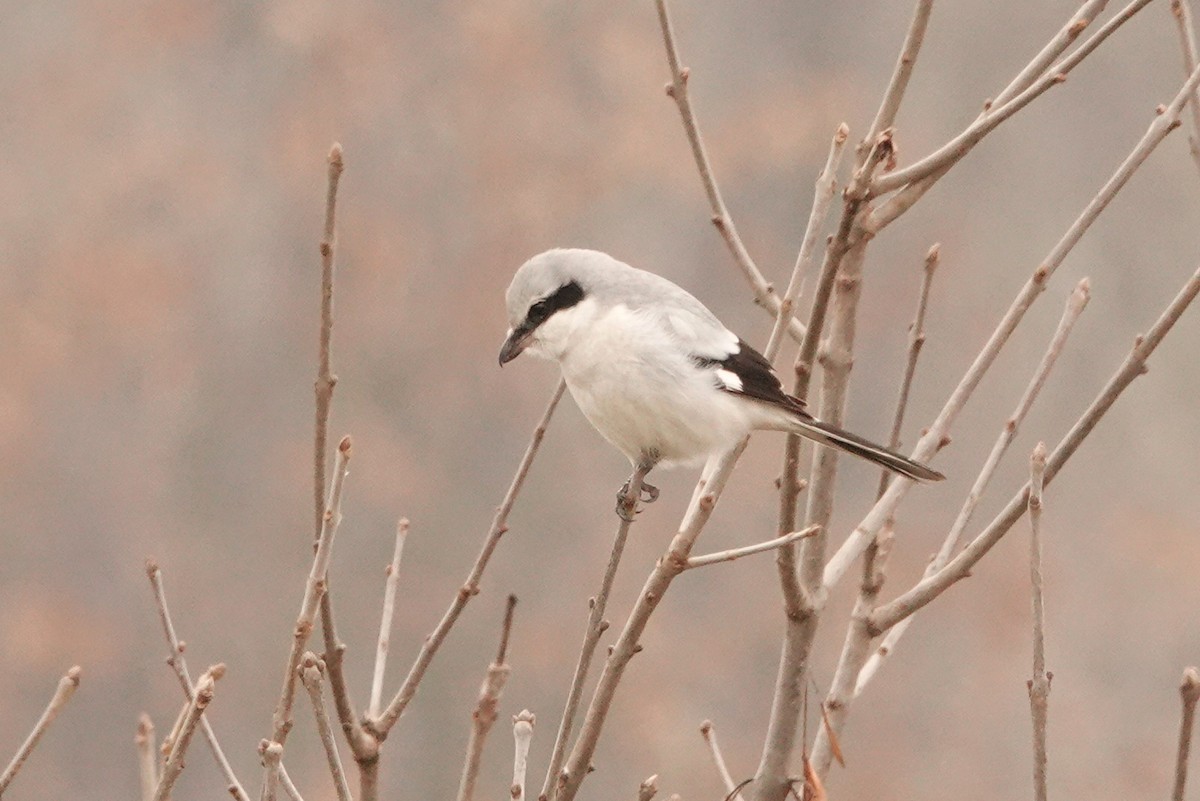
top-left (0, 666), bottom-right (82, 795)
top-left (1173, 668), bottom-right (1200, 801)
top-left (315, 142), bottom-right (344, 540)
top-left (269, 436), bottom-right (352, 747)
top-left (260, 741), bottom-right (284, 801)
top-left (700, 721), bottom-right (744, 801)
top-left (825, 61), bottom-right (1200, 589)
top-left (1028, 443), bottom-right (1051, 801)
top-left (868, 0), bottom-right (1150, 230)
top-left (638, 775), bottom-right (659, 801)
top-left (653, 0), bottom-right (806, 341)
top-left (369, 518), bottom-right (410, 720)
top-left (855, 279), bottom-right (1089, 695)
top-left (512, 710), bottom-right (534, 801)
top-left (278, 763), bottom-right (308, 801)
top-left (458, 596), bottom-right (517, 801)
top-left (764, 124), bottom-right (850, 361)
top-left (1170, 0), bottom-right (1200, 171)
top-left (371, 380), bottom-right (566, 739)
top-left (136, 714), bottom-right (158, 801)
top-left (154, 666), bottom-right (219, 801)
top-left (872, 261), bottom-right (1200, 632)
top-left (878, 244), bottom-right (940, 498)
top-left (146, 560), bottom-right (251, 801)
top-left (685, 527), bottom-right (820, 570)
top-left (299, 654), bottom-right (354, 801)
top-left (862, 0), bottom-right (936, 152)
top-left (557, 441), bottom-right (749, 801)
top-left (542, 465), bottom-right (648, 801)
top-left (871, 0), bottom-right (1153, 196)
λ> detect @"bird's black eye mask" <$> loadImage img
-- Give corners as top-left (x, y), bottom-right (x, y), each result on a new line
top-left (522, 280), bottom-right (585, 331)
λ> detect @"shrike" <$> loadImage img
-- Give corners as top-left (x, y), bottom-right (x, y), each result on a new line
top-left (499, 249), bottom-right (942, 511)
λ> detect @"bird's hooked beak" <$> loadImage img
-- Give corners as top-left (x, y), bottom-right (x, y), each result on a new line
top-left (498, 326), bottom-right (532, 366)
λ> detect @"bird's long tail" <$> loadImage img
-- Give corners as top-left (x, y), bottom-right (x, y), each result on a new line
top-left (788, 416), bottom-right (944, 482)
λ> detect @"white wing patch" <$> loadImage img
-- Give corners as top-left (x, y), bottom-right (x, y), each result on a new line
top-left (714, 368), bottom-right (743, 392)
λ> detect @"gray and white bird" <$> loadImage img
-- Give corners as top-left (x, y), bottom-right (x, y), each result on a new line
top-left (499, 249), bottom-right (942, 506)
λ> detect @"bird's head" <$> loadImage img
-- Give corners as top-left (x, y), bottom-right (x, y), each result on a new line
top-left (499, 249), bottom-right (608, 365)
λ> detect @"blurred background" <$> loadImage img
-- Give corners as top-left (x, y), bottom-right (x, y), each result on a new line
top-left (1, 0), bottom-right (1199, 798)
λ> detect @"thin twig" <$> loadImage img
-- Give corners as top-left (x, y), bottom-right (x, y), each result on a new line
top-left (825, 61), bottom-right (1200, 589)
top-left (136, 714), bottom-right (158, 801)
top-left (638, 775), bottom-right (659, 801)
top-left (1027, 443), bottom-right (1051, 801)
top-left (0, 666), bottom-right (82, 795)
top-left (1170, 0), bottom-right (1200, 172)
top-left (369, 518), bottom-right (410, 720)
top-left (764, 124), bottom-right (850, 361)
top-left (685, 527), bottom-right (820, 570)
top-left (315, 142), bottom-right (344, 540)
top-left (542, 465), bottom-right (648, 801)
top-left (868, 0), bottom-right (1150, 230)
top-left (700, 721), bottom-right (744, 801)
top-left (872, 261), bottom-right (1200, 631)
top-left (855, 279), bottom-right (1089, 695)
top-left (371, 380), bottom-right (566, 739)
top-left (458, 596), bottom-right (517, 801)
top-left (1173, 667), bottom-right (1200, 801)
top-left (512, 710), bottom-right (535, 801)
top-left (299, 654), bottom-right (353, 801)
top-left (861, 0), bottom-right (936, 156)
top-left (278, 763), bottom-right (308, 801)
top-left (146, 560), bottom-right (251, 801)
top-left (269, 436), bottom-right (352, 748)
top-left (260, 741), bottom-right (284, 801)
top-left (557, 441), bottom-right (749, 801)
top-left (654, 0), bottom-right (806, 342)
top-left (878, 244), bottom-right (940, 498)
top-left (154, 666), bottom-right (219, 801)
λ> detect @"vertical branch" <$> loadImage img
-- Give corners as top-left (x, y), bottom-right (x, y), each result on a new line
top-left (541, 466), bottom-right (648, 801)
top-left (458, 596), bottom-right (517, 801)
top-left (700, 720), bottom-right (745, 801)
top-left (1170, 0), bottom-right (1200, 171)
top-left (0, 666), bottom-right (82, 795)
top-left (1173, 668), bottom-right (1200, 801)
top-left (315, 143), bottom-right (344, 541)
top-left (369, 519), bottom-right (410, 720)
top-left (512, 711), bottom-right (535, 801)
top-left (878, 244), bottom-right (940, 497)
top-left (299, 654), bottom-right (354, 801)
top-left (370, 380), bottom-right (566, 739)
top-left (1027, 443), bottom-right (1051, 801)
top-left (136, 714), bottom-right (159, 801)
top-left (861, 0), bottom-right (936, 154)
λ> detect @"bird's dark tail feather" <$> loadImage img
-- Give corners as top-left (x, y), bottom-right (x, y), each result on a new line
top-left (789, 417), bottom-right (944, 482)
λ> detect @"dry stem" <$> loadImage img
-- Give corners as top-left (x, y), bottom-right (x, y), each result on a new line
top-left (154, 666), bottom-right (219, 801)
top-left (542, 465), bottom-right (648, 801)
top-left (1173, 667), bottom-right (1200, 801)
top-left (872, 261), bottom-right (1200, 631)
top-left (0, 666), bottom-right (82, 795)
top-left (654, 0), bottom-right (806, 342)
top-left (1170, 0), bottom-right (1200, 171)
top-left (146, 560), bottom-right (250, 800)
top-left (700, 720), bottom-right (744, 801)
top-left (685, 526), bottom-right (819, 570)
top-left (269, 436), bottom-right (352, 748)
top-left (314, 142), bottom-right (344, 539)
top-left (299, 654), bottom-right (354, 801)
top-left (512, 710), bottom-right (535, 801)
top-left (371, 380), bottom-right (566, 739)
top-left (1027, 443), bottom-right (1050, 801)
top-left (369, 518), bottom-right (410, 720)
top-left (278, 763), bottom-right (307, 801)
top-left (458, 595), bottom-right (517, 801)
top-left (638, 775), bottom-right (659, 801)
top-left (855, 279), bottom-right (1089, 695)
top-left (136, 714), bottom-right (158, 801)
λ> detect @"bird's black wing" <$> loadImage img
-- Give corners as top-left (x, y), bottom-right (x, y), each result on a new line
top-left (693, 338), bottom-right (808, 413)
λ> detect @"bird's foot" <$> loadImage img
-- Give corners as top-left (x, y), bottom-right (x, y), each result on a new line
top-left (614, 480), bottom-right (660, 522)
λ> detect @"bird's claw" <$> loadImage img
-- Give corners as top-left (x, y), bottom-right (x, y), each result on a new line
top-left (615, 480), bottom-right (659, 521)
